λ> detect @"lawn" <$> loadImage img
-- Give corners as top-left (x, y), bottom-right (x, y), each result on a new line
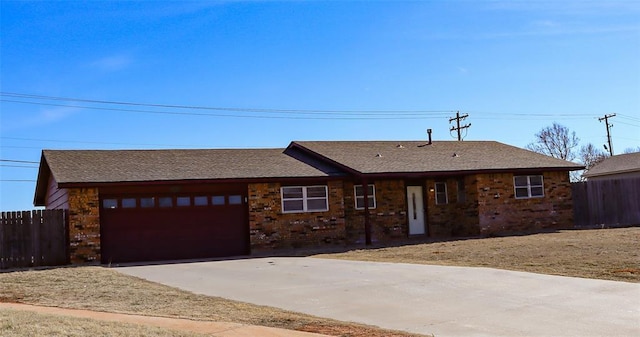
top-left (0, 309), bottom-right (208, 337)
top-left (0, 267), bottom-right (419, 337)
top-left (315, 227), bottom-right (640, 283)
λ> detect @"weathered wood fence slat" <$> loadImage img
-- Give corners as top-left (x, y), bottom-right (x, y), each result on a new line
top-left (0, 209), bottom-right (68, 269)
top-left (572, 177), bottom-right (640, 228)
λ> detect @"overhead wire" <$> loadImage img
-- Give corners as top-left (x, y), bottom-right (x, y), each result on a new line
top-left (1, 99), bottom-right (453, 120)
top-left (0, 159), bottom-right (39, 164)
top-left (1, 136), bottom-right (209, 148)
top-left (0, 91), bottom-right (636, 149)
top-left (5, 91), bottom-right (632, 121)
top-left (0, 164), bottom-right (38, 168)
top-left (0, 92), bottom-right (455, 119)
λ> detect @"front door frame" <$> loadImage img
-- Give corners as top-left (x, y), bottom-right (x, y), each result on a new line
top-left (406, 185), bottom-right (427, 236)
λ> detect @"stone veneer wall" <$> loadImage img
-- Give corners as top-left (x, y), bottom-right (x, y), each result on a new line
top-left (476, 171), bottom-right (574, 235)
top-left (425, 176), bottom-right (481, 237)
top-left (343, 179), bottom-right (408, 243)
top-left (67, 188), bottom-right (101, 263)
top-left (248, 180), bottom-right (347, 250)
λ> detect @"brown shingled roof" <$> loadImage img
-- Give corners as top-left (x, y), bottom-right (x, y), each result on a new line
top-left (290, 140), bottom-right (584, 174)
top-left (42, 148), bottom-right (334, 185)
top-left (35, 140), bottom-right (584, 206)
top-left (582, 152), bottom-right (640, 178)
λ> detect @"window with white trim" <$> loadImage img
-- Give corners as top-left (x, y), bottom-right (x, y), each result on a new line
top-left (514, 175), bottom-right (544, 198)
top-left (354, 184), bottom-right (376, 209)
top-left (435, 182), bottom-right (448, 205)
top-left (281, 186), bottom-right (328, 213)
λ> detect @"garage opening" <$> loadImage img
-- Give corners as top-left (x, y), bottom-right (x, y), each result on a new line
top-left (100, 191), bottom-right (249, 264)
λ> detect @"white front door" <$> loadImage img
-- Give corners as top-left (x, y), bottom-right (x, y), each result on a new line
top-left (407, 186), bottom-right (426, 235)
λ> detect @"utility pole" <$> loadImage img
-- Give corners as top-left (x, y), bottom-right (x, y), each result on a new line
top-left (449, 111), bottom-right (471, 141)
top-left (599, 113), bottom-right (616, 156)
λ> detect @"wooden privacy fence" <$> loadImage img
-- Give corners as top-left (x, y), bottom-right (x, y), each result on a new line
top-left (572, 177), bottom-right (640, 228)
top-left (0, 210), bottom-right (68, 269)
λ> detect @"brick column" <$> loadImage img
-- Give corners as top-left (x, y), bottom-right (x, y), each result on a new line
top-left (67, 188), bottom-right (101, 263)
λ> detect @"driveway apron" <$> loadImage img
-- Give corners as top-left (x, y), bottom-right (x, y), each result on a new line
top-left (118, 257), bottom-right (640, 337)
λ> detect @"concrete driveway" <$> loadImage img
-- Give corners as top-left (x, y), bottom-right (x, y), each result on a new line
top-left (118, 257), bottom-right (640, 337)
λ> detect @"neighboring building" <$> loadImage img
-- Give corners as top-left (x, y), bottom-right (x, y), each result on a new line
top-left (582, 152), bottom-right (640, 181)
top-left (34, 140), bottom-right (583, 264)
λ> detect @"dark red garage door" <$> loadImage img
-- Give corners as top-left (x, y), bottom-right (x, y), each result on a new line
top-left (100, 193), bottom-right (249, 264)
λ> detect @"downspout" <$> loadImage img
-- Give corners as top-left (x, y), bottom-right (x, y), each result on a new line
top-left (362, 176), bottom-right (372, 245)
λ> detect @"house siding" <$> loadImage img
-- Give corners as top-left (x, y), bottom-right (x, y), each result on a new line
top-left (343, 179), bottom-right (408, 243)
top-left (45, 175), bottom-right (69, 210)
top-left (67, 188), bottom-right (101, 263)
top-left (56, 171), bottom-right (575, 265)
top-left (476, 171), bottom-right (573, 235)
top-left (425, 176), bottom-right (481, 237)
top-left (248, 180), bottom-right (347, 250)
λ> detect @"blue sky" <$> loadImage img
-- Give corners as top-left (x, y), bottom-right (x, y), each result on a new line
top-left (1, 0), bottom-right (639, 210)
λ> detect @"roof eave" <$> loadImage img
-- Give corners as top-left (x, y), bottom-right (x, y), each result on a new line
top-left (583, 167), bottom-right (640, 178)
top-left (56, 175), bottom-right (346, 189)
top-left (357, 166), bottom-right (583, 178)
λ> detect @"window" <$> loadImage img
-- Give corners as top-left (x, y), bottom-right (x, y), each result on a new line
top-left (281, 186), bottom-right (328, 213)
top-left (102, 199), bottom-right (118, 209)
top-left (212, 196), bottom-right (225, 205)
top-left (435, 182), bottom-right (448, 205)
top-left (194, 196), bottom-right (208, 206)
top-left (514, 175), bottom-right (544, 198)
top-left (158, 197), bottom-right (173, 208)
top-left (354, 184), bottom-right (376, 209)
top-left (176, 196), bottom-right (191, 207)
top-left (457, 178), bottom-right (466, 204)
top-left (140, 197), bottom-right (155, 208)
top-left (229, 195), bottom-right (243, 205)
top-left (122, 198), bottom-right (136, 208)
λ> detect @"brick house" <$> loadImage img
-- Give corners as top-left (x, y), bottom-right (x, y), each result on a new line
top-left (34, 140), bottom-right (583, 264)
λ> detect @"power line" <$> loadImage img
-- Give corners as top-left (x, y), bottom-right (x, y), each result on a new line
top-left (0, 179), bottom-right (36, 182)
top-left (617, 113), bottom-right (640, 122)
top-left (0, 92), bottom-right (454, 116)
top-left (0, 159), bottom-right (39, 164)
top-left (464, 110), bottom-right (598, 117)
top-left (1, 136), bottom-right (208, 148)
top-left (0, 164), bottom-right (38, 168)
top-left (2, 92), bottom-right (633, 122)
top-left (1, 99), bottom-right (453, 120)
top-left (3, 91), bottom-right (635, 118)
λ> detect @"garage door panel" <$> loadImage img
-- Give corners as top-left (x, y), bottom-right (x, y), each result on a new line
top-left (100, 194), bottom-right (248, 264)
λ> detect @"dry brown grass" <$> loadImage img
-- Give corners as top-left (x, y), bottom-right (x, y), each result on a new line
top-left (0, 309), bottom-right (208, 337)
top-left (0, 267), bottom-right (419, 337)
top-left (315, 228), bottom-right (640, 283)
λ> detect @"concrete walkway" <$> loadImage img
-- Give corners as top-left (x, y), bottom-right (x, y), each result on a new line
top-left (0, 302), bottom-right (329, 337)
top-left (118, 257), bottom-right (640, 337)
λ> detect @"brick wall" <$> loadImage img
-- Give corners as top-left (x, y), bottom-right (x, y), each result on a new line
top-left (425, 176), bottom-right (480, 237)
top-left (61, 171), bottom-right (574, 263)
top-left (343, 179), bottom-right (408, 243)
top-left (248, 180), bottom-right (347, 250)
top-left (476, 171), bottom-right (574, 235)
top-left (67, 188), bottom-right (101, 263)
